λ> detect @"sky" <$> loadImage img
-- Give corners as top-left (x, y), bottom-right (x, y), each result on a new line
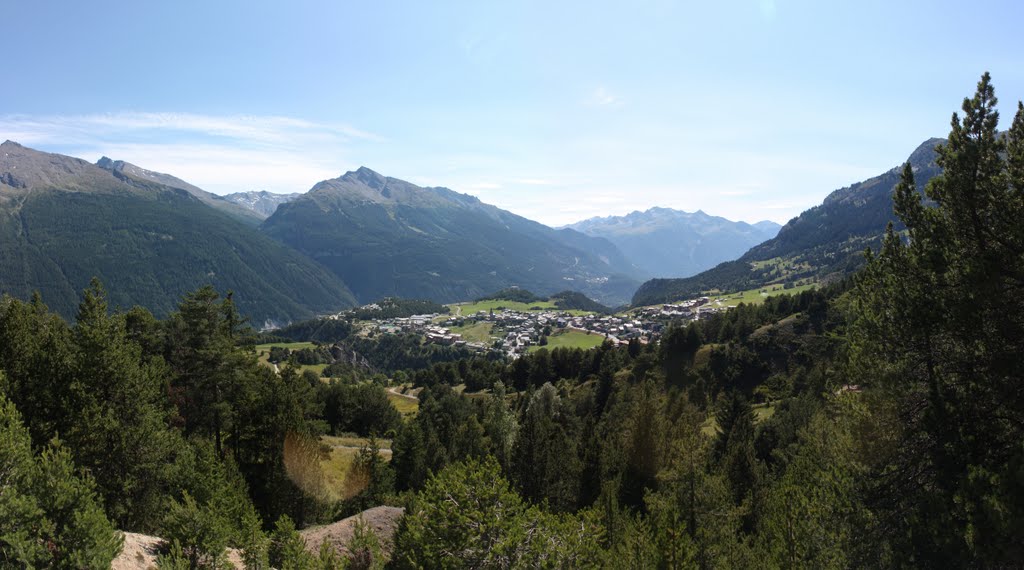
top-left (2, 0), bottom-right (1023, 226)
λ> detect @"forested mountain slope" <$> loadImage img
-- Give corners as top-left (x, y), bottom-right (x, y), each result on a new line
top-left (0, 141), bottom-right (355, 323)
top-left (260, 166), bottom-right (643, 305)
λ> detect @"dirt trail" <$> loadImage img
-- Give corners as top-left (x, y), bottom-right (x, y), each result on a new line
top-left (386, 386), bottom-right (419, 402)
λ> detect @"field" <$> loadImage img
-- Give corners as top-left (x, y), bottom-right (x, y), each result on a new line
top-left (319, 435), bottom-right (392, 501)
top-left (448, 321), bottom-right (496, 343)
top-left (254, 342), bottom-right (315, 366)
top-left (528, 329), bottom-right (606, 352)
top-left (386, 389), bottom-right (419, 416)
top-left (451, 299), bottom-right (558, 315)
top-left (749, 256), bottom-right (813, 281)
top-left (253, 342), bottom-right (328, 377)
top-left (707, 282), bottom-right (817, 308)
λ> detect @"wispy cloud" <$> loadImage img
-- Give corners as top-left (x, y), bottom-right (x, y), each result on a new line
top-left (515, 178), bottom-right (555, 186)
top-left (465, 182), bottom-right (502, 191)
top-left (0, 112), bottom-right (383, 194)
top-left (586, 87), bottom-right (623, 107)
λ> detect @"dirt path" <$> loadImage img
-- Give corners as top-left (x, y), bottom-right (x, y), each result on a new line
top-left (386, 386), bottom-right (419, 401)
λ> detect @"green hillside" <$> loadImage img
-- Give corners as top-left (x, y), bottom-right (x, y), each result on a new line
top-left (260, 167), bottom-right (643, 306)
top-left (0, 141), bottom-right (356, 324)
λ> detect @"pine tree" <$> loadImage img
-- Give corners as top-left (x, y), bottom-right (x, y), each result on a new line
top-left (0, 393), bottom-right (122, 569)
top-left (852, 72), bottom-right (1024, 564)
top-left (69, 278), bottom-right (180, 531)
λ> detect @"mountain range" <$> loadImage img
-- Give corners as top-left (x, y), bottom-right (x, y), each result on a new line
top-left (566, 208), bottom-right (780, 278)
top-left (631, 138), bottom-right (945, 306)
top-left (1, 135), bottom-right (948, 320)
top-left (0, 141), bottom-right (355, 324)
top-left (260, 167), bottom-right (643, 306)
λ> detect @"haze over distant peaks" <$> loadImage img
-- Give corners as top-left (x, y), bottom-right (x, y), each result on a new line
top-left (566, 207), bottom-right (781, 278)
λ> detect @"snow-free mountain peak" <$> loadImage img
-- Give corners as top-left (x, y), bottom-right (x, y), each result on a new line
top-left (566, 207), bottom-right (780, 278)
top-left (261, 167), bottom-right (643, 305)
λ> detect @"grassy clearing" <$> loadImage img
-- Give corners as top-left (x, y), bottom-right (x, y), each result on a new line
top-left (321, 435), bottom-right (392, 449)
top-left (298, 363), bottom-right (329, 376)
top-left (451, 299), bottom-right (559, 315)
top-left (449, 321), bottom-right (496, 343)
top-left (253, 342), bottom-right (330, 378)
top-left (753, 402), bottom-right (777, 422)
top-left (700, 401), bottom-right (778, 437)
top-left (528, 329), bottom-right (606, 353)
top-left (320, 446), bottom-right (358, 500)
top-left (254, 341), bottom-right (315, 365)
top-left (749, 256), bottom-right (813, 281)
top-left (387, 391), bottom-right (419, 416)
top-left (254, 341), bottom-right (316, 353)
top-left (319, 436), bottom-right (392, 501)
top-left (709, 282), bottom-right (818, 308)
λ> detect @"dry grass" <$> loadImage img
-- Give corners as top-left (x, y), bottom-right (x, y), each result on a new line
top-left (319, 436), bottom-right (393, 501)
top-left (386, 391), bottom-right (419, 416)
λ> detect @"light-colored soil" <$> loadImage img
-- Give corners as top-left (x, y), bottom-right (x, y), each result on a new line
top-left (112, 533), bottom-right (161, 570)
top-left (301, 506), bottom-right (405, 559)
top-left (112, 532), bottom-right (243, 570)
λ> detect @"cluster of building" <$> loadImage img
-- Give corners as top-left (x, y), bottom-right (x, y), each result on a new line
top-left (362, 295), bottom-right (728, 358)
top-left (632, 297), bottom-right (722, 320)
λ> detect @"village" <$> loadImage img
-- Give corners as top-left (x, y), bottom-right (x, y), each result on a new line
top-left (361, 295), bottom-right (723, 359)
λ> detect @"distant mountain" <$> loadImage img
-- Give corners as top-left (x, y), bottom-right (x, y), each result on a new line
top-left (96, 157), bottom-right (265, 226)
top-left (567, 208), bottom-right (780, 278)
top-left (631, 138), bottom-right (944, 306)
top-left (0, 141), bottom-right (356, 324)
top-left (260, 167), bottom-right (644, 306)
top-left (223, 190), bottom-right (301, 218)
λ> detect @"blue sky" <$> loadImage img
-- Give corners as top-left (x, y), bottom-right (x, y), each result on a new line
top-left (3, 0), bottom-right (1023, 226)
